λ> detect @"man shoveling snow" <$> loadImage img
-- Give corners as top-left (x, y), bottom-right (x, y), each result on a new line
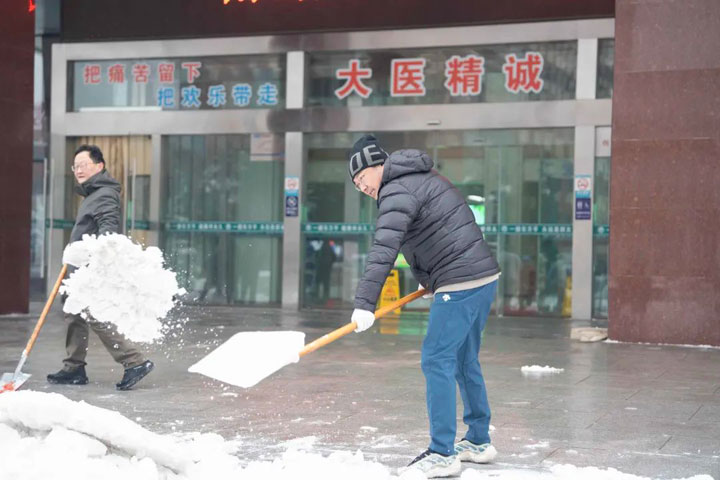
top-left (47, 145), bottom-right (181, 391)
top-left (347, 135), bottom-right (501, 477)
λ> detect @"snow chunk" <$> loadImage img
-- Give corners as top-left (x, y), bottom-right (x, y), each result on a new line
top-left (521, 365), bottom-right (565, 374)
top-left (61, 234), bottom-right (184, 343)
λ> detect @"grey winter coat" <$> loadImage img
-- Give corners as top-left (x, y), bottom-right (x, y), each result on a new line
top-left (69, 170), bottom-right (122, 243)
top-left (354, 149), bottom-right (500, 311)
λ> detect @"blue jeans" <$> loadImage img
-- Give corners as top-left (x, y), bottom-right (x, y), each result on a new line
top-left (421, 281), bottom-right (497, 455)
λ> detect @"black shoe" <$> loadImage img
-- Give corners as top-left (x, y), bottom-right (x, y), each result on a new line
top-left (116, 360), bottom-right (154, 391)
top-left (47, 367), bottom-right (89, 385)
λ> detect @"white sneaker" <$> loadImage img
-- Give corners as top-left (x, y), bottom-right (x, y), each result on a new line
top-left (454, 439), bottom-right (497, 463)
top-left (400, 449), bottom-right (462, 478)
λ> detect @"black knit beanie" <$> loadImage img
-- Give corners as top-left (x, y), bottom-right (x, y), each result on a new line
top-left (348, 134), bottom-right (388, 180)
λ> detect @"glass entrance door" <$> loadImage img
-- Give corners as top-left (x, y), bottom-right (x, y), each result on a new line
top-left (161, 134), bottom-right (284, 305)
top-left (65, 135), bottom-right (153, 245)
top-left (303, 128), bottom-right (574, 316)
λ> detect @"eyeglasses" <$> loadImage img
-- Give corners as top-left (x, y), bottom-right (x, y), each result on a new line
top-left (71, 161), bottom-right (95, 173)
top-left (354, 171), bottom-right (368, 192)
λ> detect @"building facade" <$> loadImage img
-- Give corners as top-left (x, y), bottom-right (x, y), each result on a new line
top-left (44, 2), bottom-right (614, 319)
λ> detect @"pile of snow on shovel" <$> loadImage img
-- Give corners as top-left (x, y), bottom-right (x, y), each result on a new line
top-left (61, 234), bottom-right (185, 343)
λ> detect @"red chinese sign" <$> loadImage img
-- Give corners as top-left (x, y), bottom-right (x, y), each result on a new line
top-left (503, 52), bottom-right (544, 94)
top-left (333, 51), bottom-right (544, 102)
top-left (132, 63), bottom-right (150, 83)
top-left (158, 63), bottom-right (175, 83)
top-left (390, 58), bottom-right (426, 97)
top-left (83, 64), bottom-right (101, 85)
top-left (444, 55), bottom-right (484, 96)
top-left (181, 62), bottom-right (202, 83)
top-left (81, 61), bottom-right (205, 85)
top-left (108, 64), bottom-right (125, 84)
top-left (334, 59), bottom-right (372, 99)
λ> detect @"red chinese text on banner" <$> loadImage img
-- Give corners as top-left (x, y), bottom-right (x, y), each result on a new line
top-left (391, 58), bottom-right (426, 97)
top-left (83, 64), bottom-right (101, 85)
top-left (108, 64), bottom-right (125, 84)
top-left (132, 63), bottom-right (150, 83)
top-left (158, 63), bottom-right (175, 84)
top-left (335, 59), bottom-right (373, 100)
top-left (181, 62), bottom-right (203, 84)
top-left (444, 55), bottom-right (485, 96)
top-left (503, 52), bottom-right (544, 94)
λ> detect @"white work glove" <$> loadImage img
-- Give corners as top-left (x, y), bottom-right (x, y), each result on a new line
top-left (352, 309), bottom-right (375, 333)
top-left (418, 283), bottom-right (433, 299)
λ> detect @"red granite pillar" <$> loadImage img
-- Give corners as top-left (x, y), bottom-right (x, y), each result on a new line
top-left (0, 2), bottom-right (34, 314)
top-left (609, 0), bottom-right (720, 345)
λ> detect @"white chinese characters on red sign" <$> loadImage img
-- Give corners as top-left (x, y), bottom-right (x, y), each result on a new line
top-left (503, 52), bottom-right (544, 94)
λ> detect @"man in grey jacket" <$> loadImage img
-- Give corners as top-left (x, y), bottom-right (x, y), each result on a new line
top-left (47, 145), bottom-right (154, 391)
top-left (349, 134), bottom-right (501, 478)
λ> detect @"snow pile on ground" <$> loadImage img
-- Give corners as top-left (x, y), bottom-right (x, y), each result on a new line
top-left (0, 391), bottom-right (403, 480)
top-left (0, 391), bottom-right (713, 480)
top-left (61, 234), bottom-right (185, 343)
top-left (461, 467), bottom-right (712, 480)
top-left (521, 365), bottom-right (565, 374)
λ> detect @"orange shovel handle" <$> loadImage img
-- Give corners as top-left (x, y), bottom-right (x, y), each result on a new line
top-left (23, 264), bottom-right (68, 356)
top-left (298, 288), bottom-right (427, 358)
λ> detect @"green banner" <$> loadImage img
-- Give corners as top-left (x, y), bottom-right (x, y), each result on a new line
top-left (304, 222), bottom-right (574, 236)
top-left (126, 220), bottom-right (151, 231)
top-left (46, 219), bottom-right (75, 229)
top-left (303, 223), bottom-right (374, 235)
top-left (594, 225), bottom-right (610, 236)
top-left (48, 219), bottom-right (152, 231)
top-left (480, 224), bottom-right (572, 235)
top-left (49, 219), bottom-right (606, 237)
top-left (165, 221), bottom-right (284, 234)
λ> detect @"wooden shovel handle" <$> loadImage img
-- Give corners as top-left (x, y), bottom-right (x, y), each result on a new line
top-left (23, 264), bottom-right (68, 355)
top-left (298, 288), bottom-right (428, 357)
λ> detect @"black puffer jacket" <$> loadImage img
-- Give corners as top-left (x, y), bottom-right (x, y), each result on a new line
top-left (354, 149), bottom-right (500, 311)
top-left (69, 170), bottom-right (122, 243)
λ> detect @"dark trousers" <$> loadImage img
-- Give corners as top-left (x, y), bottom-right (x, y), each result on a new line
top-left (63, 313), bottom-right (145, 370)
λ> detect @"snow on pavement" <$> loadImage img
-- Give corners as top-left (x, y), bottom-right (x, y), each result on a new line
top-left (0, 391), bottom-right (713, 480)
top-left (521, 365), bottom-right (565, 374)
top-left (462, 466), bottom-right (712, 480)
top-left (61, 234), bottom-right (185, 343)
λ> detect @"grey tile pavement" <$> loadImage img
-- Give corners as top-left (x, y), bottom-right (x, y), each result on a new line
top-left (1, 303), bottom-right (719, 478)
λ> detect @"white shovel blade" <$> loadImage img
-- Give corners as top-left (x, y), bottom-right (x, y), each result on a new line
top-left (1, 372), bottom-right (31, 392)
top-left (188, 331), bottom-right (305, 388)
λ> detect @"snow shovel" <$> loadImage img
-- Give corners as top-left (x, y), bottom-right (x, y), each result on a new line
top-left (189, 288), bottom-right (428, 388)
top-left (1, 264), bottom-right (68, 393)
